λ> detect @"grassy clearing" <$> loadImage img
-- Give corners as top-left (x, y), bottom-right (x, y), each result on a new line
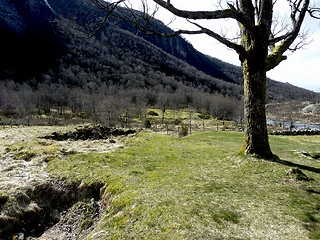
top-left (46, 131), bottom-right (320, 239)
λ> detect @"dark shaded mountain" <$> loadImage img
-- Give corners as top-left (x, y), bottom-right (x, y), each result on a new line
top-left (0, 0), bottom-right (65, 82)
top-left (0, 0), bottom-right (55, 35)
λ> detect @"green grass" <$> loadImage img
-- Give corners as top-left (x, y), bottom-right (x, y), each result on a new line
top-left (46, 131), bottom-right (320, 239)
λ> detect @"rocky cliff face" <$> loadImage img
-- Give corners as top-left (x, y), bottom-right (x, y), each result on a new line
top-left (0, 0), bottom-right (25, 34)
top-left (0, 0), bottom-right (55, 36)
top-left (0, 0), bottom-right (65, 81)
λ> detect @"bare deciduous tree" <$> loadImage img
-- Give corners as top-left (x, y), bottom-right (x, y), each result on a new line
top-left (88, 0), bottom-right (318, 158)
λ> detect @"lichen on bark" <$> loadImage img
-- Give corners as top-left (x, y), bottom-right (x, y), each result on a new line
top-left (240, 42), bottom-right (273, 158)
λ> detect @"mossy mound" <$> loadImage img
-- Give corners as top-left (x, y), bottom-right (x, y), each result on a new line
top-left (13, 150), bottom-right (37, 161)
top-left (286, 167), bottom-right (313, 181)
top-left (42, 125), bottom-right (136, 141)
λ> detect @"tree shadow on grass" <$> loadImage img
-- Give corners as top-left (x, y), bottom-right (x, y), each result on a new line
top-left (268, 156), bottom-right (320, 238)
top-left (269, 155), bottom-right (320, 174)
top-left (306, 189), bottom-right (320, 194)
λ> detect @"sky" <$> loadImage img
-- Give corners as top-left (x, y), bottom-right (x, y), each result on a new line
top-left (125, 0), bottom-right (320, 92)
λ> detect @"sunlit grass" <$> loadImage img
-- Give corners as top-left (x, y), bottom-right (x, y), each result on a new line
top-left (46, 131), bottom-right (320, 239)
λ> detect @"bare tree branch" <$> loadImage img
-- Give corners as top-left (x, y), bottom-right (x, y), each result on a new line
top-left (55, 0), bottom-right (126, 38)
top-left (308, 7), bottom-right (320, 19)
top-left (266, 0), bottom-right (310, 70)
top-left (187, 20), bottom-right (247, 58)
top-left (152, 0), bottom-right (254, 31)
top-left (100, 3), bottom-right (200, 37)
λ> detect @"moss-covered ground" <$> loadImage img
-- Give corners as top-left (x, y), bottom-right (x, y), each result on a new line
top-left (44, 130), bottom-right (320, 239)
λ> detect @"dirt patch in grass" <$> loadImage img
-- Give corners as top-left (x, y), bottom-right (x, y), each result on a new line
top-left (42, 125), bottom-right (136, 141)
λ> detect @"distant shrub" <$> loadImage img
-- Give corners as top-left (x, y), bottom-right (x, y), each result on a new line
top-left (3, 107), bottom-right (17, 117)
top-left (144, 120), bottom-right (152, 128)
top-left (198, 113), bottom-right (211, 120)
top-left (77, 111), bottom-right (90, 119)
top-left (179, 125), bottom-right (189, 137)
top-left (174, 118), bottom-right (182, 125)
top-left (37, 109), bottom-right (45, 116)
top-left (147, 110), bottom-right (159, 116)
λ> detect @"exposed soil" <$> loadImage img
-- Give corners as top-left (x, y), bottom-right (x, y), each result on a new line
top-left (1, 180), bottom-right (104, 239)
top-left (42, 125), bottom-right (136, 141)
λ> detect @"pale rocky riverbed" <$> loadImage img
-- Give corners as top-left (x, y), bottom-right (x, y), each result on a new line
top-left (0, 125), bottom-right (127, 239)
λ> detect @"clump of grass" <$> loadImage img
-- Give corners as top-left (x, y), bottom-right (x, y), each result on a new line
top-left (13, 150), bottom-right (37, 161)
top-left (286, 167), bottom-right (313, 181)
top-left (208, 207), bottom-right (241, 224)
top-left (198, 113), bottom-right (211, 120)
top-left (147, 110), bottom-right (159, 116)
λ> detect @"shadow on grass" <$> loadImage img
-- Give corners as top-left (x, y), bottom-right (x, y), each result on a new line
top-left (306, 189), bottom-right (320, 194)
top-left (270, 156), bottom-right (320, 174)
top-left (268, 156), bottom-right (320, 238)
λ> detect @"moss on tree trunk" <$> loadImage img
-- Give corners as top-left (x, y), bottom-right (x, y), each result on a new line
top-left (240, 54), bottom-right (273, 158)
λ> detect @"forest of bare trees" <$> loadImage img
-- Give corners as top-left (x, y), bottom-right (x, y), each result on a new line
top-left (0, 77), bottom-right (242, 127)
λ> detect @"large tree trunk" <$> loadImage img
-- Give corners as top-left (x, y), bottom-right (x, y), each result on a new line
top-left (240, 57), bottom-right (273, 158)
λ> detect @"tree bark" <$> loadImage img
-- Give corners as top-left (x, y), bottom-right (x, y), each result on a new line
top-left (240, 55), bottom-right (273, 158)
top-left (238, 0), bottom-right (274, 158)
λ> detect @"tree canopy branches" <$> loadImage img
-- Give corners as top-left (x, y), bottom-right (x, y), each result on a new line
top-left (91, 0), bottom-right (317, 70)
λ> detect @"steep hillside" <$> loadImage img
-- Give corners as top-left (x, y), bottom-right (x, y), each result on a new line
top-left (48, 0), bottom-right (318, 101)
top-left (0, 0), bottom-right (64, 81)
top-left (48, 0), bottom-right (237, 84)
top-left (0, 0), bottom-right (55, 34)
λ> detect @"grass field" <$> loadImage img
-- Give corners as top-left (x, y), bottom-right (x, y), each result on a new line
top-left (44, 130), bottom-right (320, 239)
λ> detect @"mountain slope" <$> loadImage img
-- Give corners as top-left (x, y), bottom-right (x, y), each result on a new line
top-left (47, 0), bottom-right (237, 84)
top-left (0, 0), bottom-right (55, 34)
top-left (0, 0), bottom-right (65, 81)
